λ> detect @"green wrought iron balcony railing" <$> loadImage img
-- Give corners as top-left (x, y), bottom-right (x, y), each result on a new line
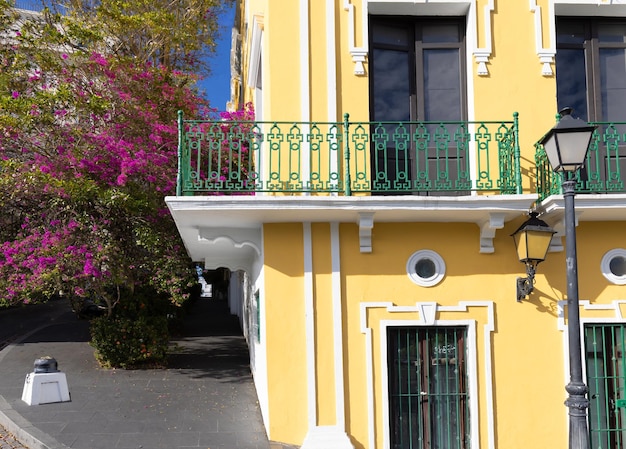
top-left (535, 122), bottom-right (626, 201)
top-left (176, 112), bottom-right (523, 196)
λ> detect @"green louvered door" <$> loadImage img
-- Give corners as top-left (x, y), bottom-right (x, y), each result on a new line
top-left (585, 324), bottom-right (626, 449)
top-left (388, 327), bottom-right (470, 449)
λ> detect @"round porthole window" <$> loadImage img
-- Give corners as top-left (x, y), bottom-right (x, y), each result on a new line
top-left (601, 249), bottom-right (626, 285)
top-left (407, 250), bottom-right (445, 287)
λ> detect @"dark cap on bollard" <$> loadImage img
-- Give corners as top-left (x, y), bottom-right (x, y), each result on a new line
top-left (33, 356), bottom-right (58, 373)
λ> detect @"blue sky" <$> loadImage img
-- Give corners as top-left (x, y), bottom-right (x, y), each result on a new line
top-left (197, 4), bottom-right (236, 112)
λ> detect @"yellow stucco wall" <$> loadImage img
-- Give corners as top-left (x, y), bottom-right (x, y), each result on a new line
top-left (263, 218), bottom-right (626, 448)
top-left (474, 0), bottom-right (558, 193)
top-left (240, 1), bottom-right (626, 448)
top-left (263, 223), bottom-right (308, 441)
top-left (238, 0), bottom-right (564, 197)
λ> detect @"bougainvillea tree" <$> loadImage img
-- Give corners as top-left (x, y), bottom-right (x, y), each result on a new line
top-left (0, 1), bottom-right (244, 318)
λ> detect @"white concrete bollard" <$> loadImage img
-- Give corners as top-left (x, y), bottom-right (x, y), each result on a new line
top-left (21, 357), bottom-right (70, 406)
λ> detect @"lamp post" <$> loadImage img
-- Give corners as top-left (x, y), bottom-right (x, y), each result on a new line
top-left (538, 107), bottom-right (597, 449)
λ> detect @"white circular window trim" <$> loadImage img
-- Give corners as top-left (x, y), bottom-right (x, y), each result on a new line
top-left (601, 248), bottom-right (626, 285)
top-left (407, 250), bottom-right (446, 287)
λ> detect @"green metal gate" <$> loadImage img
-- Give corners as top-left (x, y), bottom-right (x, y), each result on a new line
top-left (387, 326), bottom-right (469, 449)
top-left (585, 323), bottom-right (626, 449)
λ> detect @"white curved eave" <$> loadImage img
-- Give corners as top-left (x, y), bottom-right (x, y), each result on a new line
top-left (538, 193), bottom-right (626, 222)
top-left (165, 194), bottom-right (539, 263)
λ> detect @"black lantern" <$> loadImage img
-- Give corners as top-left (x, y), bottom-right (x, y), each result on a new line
top-left (511, 212), bottom-right (555, 302)
top-left (539, 107), bottom-right (597, 173)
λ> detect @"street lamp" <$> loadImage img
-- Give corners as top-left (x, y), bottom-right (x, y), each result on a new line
top-left (538, 107), bottom-right (597, 449)
top-left (512, 212), bottom-right (555, 302)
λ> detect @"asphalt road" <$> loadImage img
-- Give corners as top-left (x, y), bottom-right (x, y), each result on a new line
top-left (0, 300), bottom-right (73, 351)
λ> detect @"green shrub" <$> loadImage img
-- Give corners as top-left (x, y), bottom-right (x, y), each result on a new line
top-left (87, 286), bottom-right (190, 368)
top-left (90, 315), bottom-right (170, 369)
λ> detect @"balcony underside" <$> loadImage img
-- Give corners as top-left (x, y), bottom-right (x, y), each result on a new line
top-left (165, 194), bottom-right (538, 271)
top-left (536, 193), bottom-right (626, 252)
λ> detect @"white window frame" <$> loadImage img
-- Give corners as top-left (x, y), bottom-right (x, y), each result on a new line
top-left (406, 250), bottom-right (446, 287)
top-left (601, 248), bottom-right (626, 285)
top-left (360, 301), bottom-right (496, 449)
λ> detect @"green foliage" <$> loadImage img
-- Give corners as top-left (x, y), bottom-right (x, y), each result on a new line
top-left (66, 0), bottom-right (234, 74)
top-left (90, 315), bottom-right (169, 369)
top-left (89, 287), bottom-right (180, 368)
top-left (0, 5), bottom-right (207, 310)
top-left (0, 0), bottom-right (237, 366)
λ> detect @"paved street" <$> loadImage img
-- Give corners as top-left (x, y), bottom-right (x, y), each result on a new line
top-left (0, 297), bottom-right (269, 449)
top-left (0, 301), bottom-right (70, 352)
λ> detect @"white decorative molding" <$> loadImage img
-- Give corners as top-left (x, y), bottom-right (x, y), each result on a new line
top-left (327, 0), bottom-right (338, 123)
top-left (530, 0), bottom-right (556, 76)
top-left (247, 16), bottom-right (264, 88)
top-left (558, 300), bottom-right (626, 326)
top-left (341, 1), bottom-right (626, 79)
top-left (197, 227), bottom-right (262, 272)
top-left (474, 50), bottom-right (491, 76)
top-left (300, 0), bottom-right (312, 181)
top-left (358, 212), bottom-right (375, 253)
top-left (473, 0), bottom-right (495, 76)
top-left (343, 0), bottom-right (368, 75)
top-left (301, 223), bottom-right (354, 449)
top-left (531, 0), bottom-right (626, 76)
top-left (416, 302), bottom-right (438, 325)
top-left (478, 212), bottom-right (505, 254)
top-left (303, 222), bottom-right (317, 429)
top-left (197, 231), bottom-right (261, 256)
top-left (346, 1), bottom-right (494, 76)
top-left (327, 0), bottom-right (340, 188)
top-left (330, 223), bottom-right (349, 430)
top-left (360, 300), bottom-right (495, 449)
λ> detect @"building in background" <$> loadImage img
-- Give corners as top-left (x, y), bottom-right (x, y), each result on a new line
top-left (166, 1), bottom-right (626, 448)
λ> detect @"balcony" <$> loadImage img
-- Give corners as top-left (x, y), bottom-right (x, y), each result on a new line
top-left (167, 113), bottom-right (539, 265)
top-left (176, 113), bottom-right (523, 197)
top-left (534, 122), bottom-right (626, 234)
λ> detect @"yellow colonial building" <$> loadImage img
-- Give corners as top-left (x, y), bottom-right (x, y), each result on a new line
top-left (166, 1), bottom-right (626, 448)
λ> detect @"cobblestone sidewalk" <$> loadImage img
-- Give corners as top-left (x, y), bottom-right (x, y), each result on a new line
top-left (0, 424), bottom-right (29, 449)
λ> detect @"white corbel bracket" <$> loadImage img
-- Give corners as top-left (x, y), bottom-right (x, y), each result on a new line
top-left (548, 219), bottom-right (565, 253)
top-left (350, 50), bottom-right (368, 76)
top-left (545, 211), bottom-right (582, 254)
top-left (358, 212), bottom-right (375, 253)
top-left (478, 213), bottom-right (506, 254)
top-left (539, 52), bottom-right (555, 76)
top-left (474, 51), bottom-right (491, 76)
